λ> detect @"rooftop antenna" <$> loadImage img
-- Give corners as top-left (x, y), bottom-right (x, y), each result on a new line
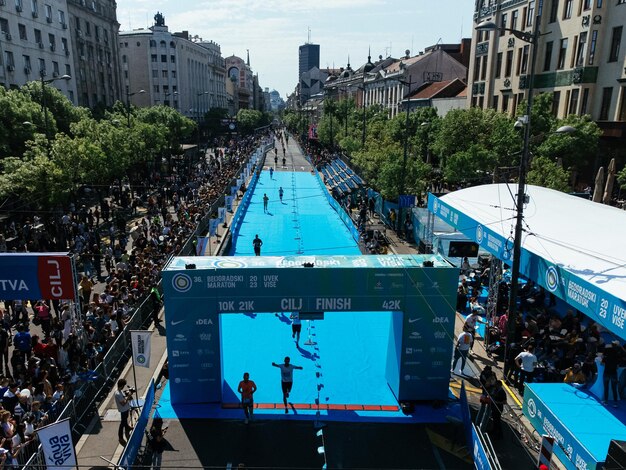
top-left (307, 27), bottom-right (311, 44)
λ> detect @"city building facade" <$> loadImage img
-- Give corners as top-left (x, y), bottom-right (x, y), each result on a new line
top-left (66, 0), bottom-right (122, 108)
top-left (225, 54), bottom-right (253, 111)
top-left (119, 13), bottom-right (228, 121)
top-left (468, 0), bottom-right (626, 123)
top-left (0, 0), bottom-right (77, 102)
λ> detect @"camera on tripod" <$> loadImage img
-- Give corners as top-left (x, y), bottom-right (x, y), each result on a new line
top-left (124, 387), bottom-right (136, 397)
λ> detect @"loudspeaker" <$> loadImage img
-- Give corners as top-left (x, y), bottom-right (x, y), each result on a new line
top-left (604, 440), bottom-right (626, 469)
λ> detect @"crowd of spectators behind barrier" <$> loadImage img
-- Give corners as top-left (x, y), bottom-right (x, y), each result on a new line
top-left (456, 260), bottom-right (626, 411)
top-left (0, 132), bottom-right (269, 466)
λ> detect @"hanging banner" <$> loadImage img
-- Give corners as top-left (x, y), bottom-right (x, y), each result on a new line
top-left (218, 207), bottom-right (226, 223)
top-left (209, 218), bottom-right (220, 237)
top-left (0, 253), bottom-right (77, 300)
top-left (231, 186), bottom-right (238, 196)
top-left (225, 196), bottom-right (234, 212)
top-left (308, 124), bottom-right (318, 140)
top-left (196, 237), bottom-right (210, 256)
top-left (131, 330), bottom-right (152, 368)
top-left (38, 418), bottom-right (77, 470)
top-left (236, 178), bottom-right (243, 188)
top-left (244, 167), bottom-right (250, 179)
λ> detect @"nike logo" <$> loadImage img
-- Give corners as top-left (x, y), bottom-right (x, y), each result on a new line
top-left (408, 318), bottom-right (421, 323)
top-left (170, 320), bottom-right (184, 326)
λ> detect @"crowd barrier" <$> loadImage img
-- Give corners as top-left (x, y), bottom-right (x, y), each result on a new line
top-left (118, 379), bottom-right (156, 469)
top-left (20, 142), bottom-right (269, 470)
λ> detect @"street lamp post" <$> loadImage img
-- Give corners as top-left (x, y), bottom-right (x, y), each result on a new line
top-left (39, 70), bottom-right (71, 146)
top-left (397, 75), bottom-right (413, 236)
top-left (125, 89), bottom-right (145, 127)
top-left (164, 91), bottom-right (178, 108)
top-left (475, 15), bottom-right (541, 351)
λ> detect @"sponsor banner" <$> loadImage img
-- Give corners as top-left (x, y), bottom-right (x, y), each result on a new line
top-left (0, 253), bottom-right (76, 300)
top-left (460, 382), bottom-right (474, 451)
top-left (209, 219), bottom-right (220, 237)
top-left (313, 171), bottom-right (360, 244)
top-left (428, 194), bottom-right (626, 340)
top-left (231, 185), bottom-right (238, 196)
top-left (225, 196), bottom-right (234, 212)
top-left (131, 330), bottom-right (152, 368)
top-left (472, 424), bottom-right (493, 470)
top-left (196, 237), bottom-right (210, 256)
top-left (218, 207), bottom-right (226, 223)
top-left (308, 124), bottom-right (318, 140)
top-left (523, 384), bottom-right (598, 470)
top-left (38, 418), bottom-right (77, 470)
top-left (119, 380), bottom-right (156, 469)
top-left (399, 195), bottom-right (415, 209)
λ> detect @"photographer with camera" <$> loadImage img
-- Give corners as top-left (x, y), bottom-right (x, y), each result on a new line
top-left (114, 379), bottom-right (134, 445)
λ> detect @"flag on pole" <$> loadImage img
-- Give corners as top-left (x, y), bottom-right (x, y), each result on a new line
top-left (131, 330), bottom-right (152, 368)
top-left (38, 418), bottom-right (77, 470)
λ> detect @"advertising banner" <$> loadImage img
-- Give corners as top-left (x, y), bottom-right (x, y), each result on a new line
top-left (163, 254), bottom-right (458, 404)
top-left (471, 424), bottom-right (493, 470)
top-left (196, 237), bottom-right (210, 256)
top-left (0, 253), bottom-right (76, 300)
top-left (38, 418), bottom-right (77, 470)
top-left (218, 207), bottom-right (226, 223)
top-left (225, 196), bottom-right (234, 212)
top-left (523, 384), bottom-right (596, 470)
top-left (131, 330), bottom-right (152, 368)
top-left (428, 194), bottom-right (626, 341)
top-left (209, 219), bottom-right (220, 237)
top-left (119, 380), bottom-right (156, 469)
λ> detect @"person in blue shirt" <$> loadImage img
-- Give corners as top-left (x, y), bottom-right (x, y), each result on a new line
top-left (13, 326), bottom-right (31, 360)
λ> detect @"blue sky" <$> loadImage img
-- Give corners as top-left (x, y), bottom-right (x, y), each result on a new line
top-left (116, 0), bottom-right (476, 99)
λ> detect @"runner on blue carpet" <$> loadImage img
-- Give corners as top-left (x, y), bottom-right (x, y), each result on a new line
top-left (290, 312), bottom-right (301, 346)
top-left (271, 357), bottom-right (303, 413)
top-left (237, 372), bottom-right (257, 424)
top-left (269, 167), bottom-right (274, 179)
top-left (278, 187), bottom-right (284, 203)
top-left (253, 235), bottom-right (263, 256)
top-left (263, 193), bottom-right (269, 213)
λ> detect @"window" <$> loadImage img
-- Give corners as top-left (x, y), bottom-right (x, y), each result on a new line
top-left (552, 91), bottom-right (561, 115)
top-left (500, 13), bottom-right (507, 36)
top-left (516, 47), bottom-right (523, 75)
top-left (152, 69), bottom-right (158, 78)
top-left (52, 60), bottom-right (59, 75)
top-left (549, 0), bottom-right (559, 23)
top-left (599, 87), bottom-right (613, 120)
top-left (18, 24), bottom-right (27, 40)
top-left (153, 84), bottom-right (159, 93)
top-left (170, 55), bottom-right (175, 63)
top-left (583, 0), bottom-right (591, 9)
top-left (505, 50), bottom-right (513, 77)
top-left (589, 30), bottom-right (598, 64)
top-left (608, 26), bottom-right (622, 62)
top-left (162, 69), bottom-right (168, 78)
top-left (58, 9), bottom-right (65, 25)
top-left (150, 54), bottom-right (157, 63)
top-left (492, 95), bottom-right (499, 111)
top-left (511, 10), bottom-right (519, 30)
top-left (23, 55), bottom-right (31, 71)
top-left (38, 58), bottom-right (45, 73)
top-left (557, 38), bottom-right (568, 69)
top-left (31, 0), bottom-right (37, 14)
top-left (61, 37), bottom-right (68, 52)
top-left (569, 88), bottom-right (579, 115)
top-left (520, 45), bottom-right (529, 74)
top-left (618, 88), bottom-right (626, 121)
top-left (15, 0), bottom-right (23, 11)
top-left (161, 54), bottom-right (166, 63)
top-left (34, 28), bottom-right (42, 43)
top-left (0, 18), bottom-right (9, 35)
top-left (160, 40), bottom-right (166, 48)
top-left (596, 0), bottom-right (602, 6)
top-left (85, 21), bottom-right (90, 36)
top-left (95, 26), bottom-right (99, 41)
top-left (150, 39), bottom-right (156, 47)
top-left (581, 88), bottom-right (590, 114)
top-left (65, 63), bottom-right (70, 75)
top-left (104, 29), bottom-right (109, 43)
top-left (473, 56), bottom-right (481, 81)
top-left (502, 94), bottom-right (510, 113)
top-left (544, 41), bottom-right (554, 71)
top-left (527, 1), bottom-right (535, 26)
top-left (495, 52), bottom-right (503, 78)
top-left (481, 55), bottom-right (487, 80)
top-left (171, 70), bottom-right (176, 79)
top-left (4, 51), bottom-right (14, 67)
top-left (169, 41), bottom-right (175, 48)
top-left (75, 17), bottom-right (80, 30)
top-left (563, 0), bottom-right (573, 18)
top-left (48, 33), bottom-right (55, 49)
top-left (576, 33), bottom-right (587, 66)
top-left (122, 54), bottom-right (127, 63)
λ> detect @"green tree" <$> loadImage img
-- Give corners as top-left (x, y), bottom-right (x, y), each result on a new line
top-left (136, 105), bottom-right (195, 153)
top-left (236, 109), bottom-right (264, 135)
top-left (527, 156), bottom-right (571, 192)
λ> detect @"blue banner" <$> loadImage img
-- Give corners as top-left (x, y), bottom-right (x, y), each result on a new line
top-left (428, 194), bottom-right (626, 341)
top-left (471, 424), bottom-right (493, 470)
top-left (523, 384), bottom-right (598, 470)
top-left (460, 382), bottom-right (474, 451)
top-left (399, 195), bottom-right (415, 208)
top-left (225, 196), bottom-right (234, 212)
top-left (218, 207), bottom-right (226, 223)
top-left (209, 219), bottom-right (219, 237)
top-left (313, 170), bottom-right (359, 244)
top-left (196, 237), bottom-right (210, 256)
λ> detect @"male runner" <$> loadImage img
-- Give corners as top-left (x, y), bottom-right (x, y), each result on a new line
top-left (290, 312), bottom-right (301, 345)
top-left (263, 193), bottom-right (269, 213)
top-left (269, 167), bottom-right (274, 179)
top-left (271, 357), bottom-right (303, 413)
top-left (237, 372), bottom-right (257, 424)
top-left (252, 234), bottom-right (263, 256)
top-left (278, 187), bottom-right (284, 203)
